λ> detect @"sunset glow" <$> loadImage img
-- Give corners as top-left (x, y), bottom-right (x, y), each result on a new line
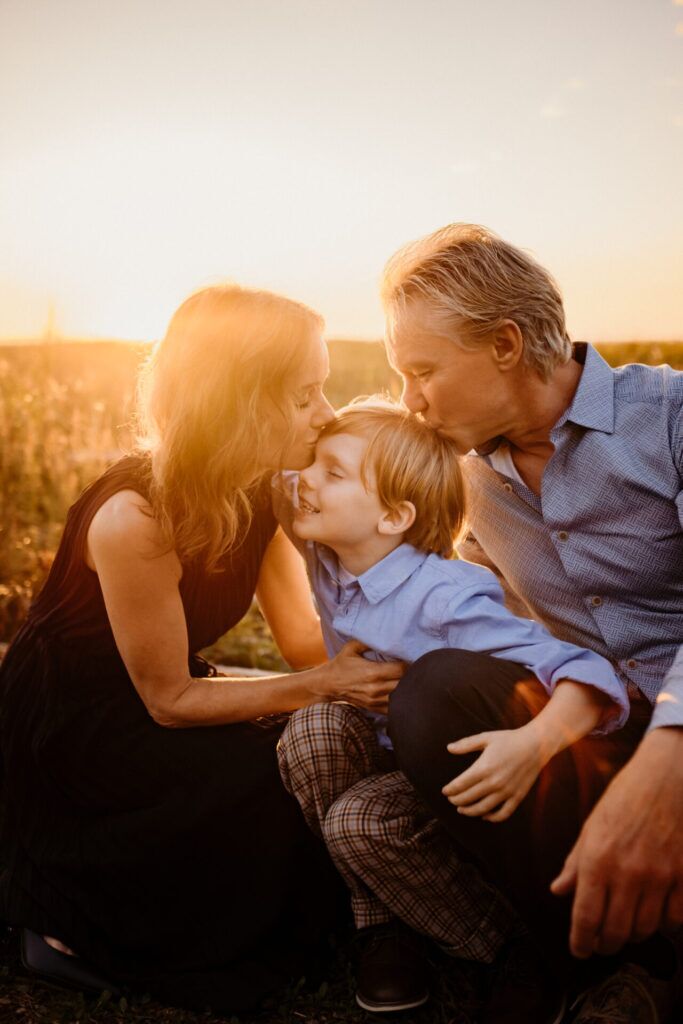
top-left (1, 0), bottom-right (681, 343)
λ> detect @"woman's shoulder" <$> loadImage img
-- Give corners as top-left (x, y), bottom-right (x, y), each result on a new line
top-left (86, 488), bottom-right (180, 578)
top-left (78, 456), bottom-right (171, 570)
top-left (88, 487), bottom-right (156, 546)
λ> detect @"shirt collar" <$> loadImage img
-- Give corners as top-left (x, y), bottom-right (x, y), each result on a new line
top-left (560, 343), bottom-right (615, 434)
top-left (473, 343), bottom-right (616, 458)
top-left (315, 542), bottom-right (428, 605)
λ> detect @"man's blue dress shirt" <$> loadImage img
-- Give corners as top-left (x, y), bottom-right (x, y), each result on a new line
top-left (274, 475), bottom-right (629, 750)
top-left (460, 343), bottom-right (683, 731)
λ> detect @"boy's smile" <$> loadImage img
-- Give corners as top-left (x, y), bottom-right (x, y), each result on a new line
top-left (293, 432), bottom-right (405, 576)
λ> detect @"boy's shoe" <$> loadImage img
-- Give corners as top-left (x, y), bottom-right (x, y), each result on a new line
top-left (354, 921), bottom-right (430, 1013)
top-left (567, 962), bottom-right (676, 1023)
top-left (479, 933), bottom-right (566, 1024)
top-left (20, 929), bottom-right (122, 997)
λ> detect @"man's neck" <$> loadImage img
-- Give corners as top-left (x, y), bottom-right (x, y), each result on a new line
top-left (502, 357), bottom-right (583, 456)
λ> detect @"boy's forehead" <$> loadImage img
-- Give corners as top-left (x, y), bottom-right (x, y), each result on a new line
top-left (318, 430), bottom-right (369, 465)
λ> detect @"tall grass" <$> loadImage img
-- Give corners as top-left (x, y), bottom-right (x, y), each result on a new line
top-left (0, 338), bottom-right (681, 652)
top-left (0, 338), bottom-right (398, 652)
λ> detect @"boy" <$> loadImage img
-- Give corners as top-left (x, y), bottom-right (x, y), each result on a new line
top-left (274, 397), bottom-right (629, 1014)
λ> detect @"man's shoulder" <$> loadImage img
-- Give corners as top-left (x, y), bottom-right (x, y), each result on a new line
top-left (612, 359), bottom-right (683, 409)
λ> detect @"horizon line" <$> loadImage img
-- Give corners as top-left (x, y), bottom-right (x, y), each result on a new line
top-left (1, 335), bottom-right (682, 348)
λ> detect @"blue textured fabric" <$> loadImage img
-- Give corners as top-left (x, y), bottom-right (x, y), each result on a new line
top-left (273, 474), bottom-right (629, 750)
top-left (461, 343), bottom-right (683, 730)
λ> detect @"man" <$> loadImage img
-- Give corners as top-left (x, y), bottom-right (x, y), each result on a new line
top-left (382, 224), bottom-right (683, 1023)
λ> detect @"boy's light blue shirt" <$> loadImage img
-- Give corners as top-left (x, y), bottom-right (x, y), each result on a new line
top-left (273, 474), bottom-right (630, 750)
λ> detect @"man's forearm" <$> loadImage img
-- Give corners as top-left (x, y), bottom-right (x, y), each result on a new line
top-left (552, 720), bottom-right (683, 955)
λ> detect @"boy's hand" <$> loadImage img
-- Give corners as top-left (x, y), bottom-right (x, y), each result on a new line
top-left (442, 725), bottom-right (545, 822)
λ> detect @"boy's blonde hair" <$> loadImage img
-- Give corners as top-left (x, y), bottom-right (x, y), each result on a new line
top-left (321, 396), bottom-right (466, 558)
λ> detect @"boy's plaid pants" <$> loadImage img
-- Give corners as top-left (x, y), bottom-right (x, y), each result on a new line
top-left (277, 701), bottom-right (517, 962)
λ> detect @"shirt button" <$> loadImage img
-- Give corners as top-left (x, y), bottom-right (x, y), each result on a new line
top-left (557, 531), bottom-right (569, 541)
top-left (626, 658), bottom-right (637, 669)
top-left (503, 482), bottom-right (513, 493)
top-left (590, 596), bottom-right (603, 607)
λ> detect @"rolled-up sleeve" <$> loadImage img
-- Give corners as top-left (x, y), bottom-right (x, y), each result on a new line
top-left (648, 647), bottom-right (683, 731)
top-left (649, 419), bottom-right (683, 730)
top-left (442, 573), bottom-right (630, 733)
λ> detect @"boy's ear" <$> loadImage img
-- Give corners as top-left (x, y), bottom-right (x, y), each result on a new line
top-left (378, 501), bottom-right (416, 537)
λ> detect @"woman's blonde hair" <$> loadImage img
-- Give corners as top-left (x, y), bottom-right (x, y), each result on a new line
top-left (382, 223), bottom-right (572, 381)
top-left (136, 284), bottom-right (323, 570)
top-left (322, 396), bottom-right (466, 558)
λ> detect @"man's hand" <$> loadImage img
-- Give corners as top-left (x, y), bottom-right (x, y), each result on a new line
top-left (551, 727), bottom-right (683, 958)
top-left (442, 724), bottom-right (545, 822)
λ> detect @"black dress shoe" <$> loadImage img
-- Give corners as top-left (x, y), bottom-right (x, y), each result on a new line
top-left (20, 929), bottom-right (122, 997)
top-left (355, 921), bottom-right (430, 1013)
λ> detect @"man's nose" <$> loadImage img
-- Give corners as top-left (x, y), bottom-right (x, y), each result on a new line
top-left (401, 379), bottom-right (427, 414)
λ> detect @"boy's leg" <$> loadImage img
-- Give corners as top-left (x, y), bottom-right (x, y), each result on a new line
top-left (388, 648), bottom-right (649, 979)
top-left (323, 769), bottom-right (518, 961)
top-left (277, 702), bottom-right (389, 840)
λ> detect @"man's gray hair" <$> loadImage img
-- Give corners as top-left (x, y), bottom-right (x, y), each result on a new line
top-left (382, 223), bottom-right (572, 381)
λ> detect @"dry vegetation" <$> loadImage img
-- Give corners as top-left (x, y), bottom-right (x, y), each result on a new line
top-left (0, 338), bottom-right (399, 656)
top-left (1, 339), bottom-right (681, 654)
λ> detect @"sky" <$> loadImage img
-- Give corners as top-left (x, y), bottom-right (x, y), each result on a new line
top-left (0, 0), bottom-right (681, 342)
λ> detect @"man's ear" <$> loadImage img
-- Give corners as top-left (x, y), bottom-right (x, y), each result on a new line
top-left (491, 320), bottom-right (524, 372)
top-left (378, 501), bottom-right (417, 537)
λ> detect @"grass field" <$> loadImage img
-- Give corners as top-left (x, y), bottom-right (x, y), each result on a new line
top-left (1, 337), bottom-right (681, 651)
top-left (0, 337), bottom-right (682, 1023)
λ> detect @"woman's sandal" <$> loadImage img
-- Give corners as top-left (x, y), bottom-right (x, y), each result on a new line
top-left (20, 929), bottom-right (122, 997)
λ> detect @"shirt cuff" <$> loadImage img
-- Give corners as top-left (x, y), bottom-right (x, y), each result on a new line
top-left (549, 654), bottom-right (630, 735)
top-left (647, 647), bottom-right (683, 732)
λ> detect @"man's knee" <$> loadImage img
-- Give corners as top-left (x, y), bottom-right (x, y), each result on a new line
top-left (389, 649), bottom-right (494, 750)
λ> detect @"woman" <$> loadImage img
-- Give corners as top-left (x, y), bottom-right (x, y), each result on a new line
top-left (0, 285), bottom-right (402, 1010)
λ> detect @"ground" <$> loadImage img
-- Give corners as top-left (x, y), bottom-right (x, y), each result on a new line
top-left (0, 922), bottom-right (487, 1024)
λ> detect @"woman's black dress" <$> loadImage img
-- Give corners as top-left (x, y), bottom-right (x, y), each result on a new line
top-left (0, 457), bottom-right (340, 1010)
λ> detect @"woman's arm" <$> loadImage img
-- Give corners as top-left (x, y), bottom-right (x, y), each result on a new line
top-left (443, 679), bottom-right (613, 822)
top-left (87, 492), bottom-right (402, 728)
top-left (255, 527), bottom-right (327, 669)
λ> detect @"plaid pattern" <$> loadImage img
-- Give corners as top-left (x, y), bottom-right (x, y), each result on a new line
top-left (277, 701), bottom-right (517, 962)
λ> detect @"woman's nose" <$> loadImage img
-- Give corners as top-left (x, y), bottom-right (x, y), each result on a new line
top-left (313, 393), bottom-right (335, 428)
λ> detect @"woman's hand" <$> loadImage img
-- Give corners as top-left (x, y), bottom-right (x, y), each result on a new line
top-left (320, 640), bottom-right (405, 711)
top-left (442, 724), bottom-right (546, 822)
